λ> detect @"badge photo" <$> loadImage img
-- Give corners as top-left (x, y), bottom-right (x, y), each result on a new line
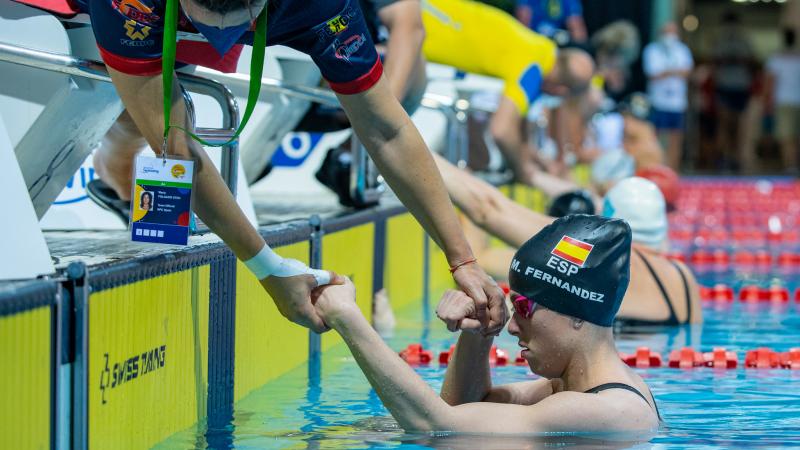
top-left (130, 156), bottom-right (195, 245)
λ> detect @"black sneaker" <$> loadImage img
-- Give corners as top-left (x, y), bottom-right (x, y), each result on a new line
top-left (86, 179), bottom-right (131, 224)
top-left (315, 146), bottom-right (356, 208)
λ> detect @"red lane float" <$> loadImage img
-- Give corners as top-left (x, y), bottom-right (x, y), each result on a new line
top-left (777, 252), bottom-right (800, 268)
top-left (620, 347), bottom-right (662, 368)
top-left (745, 348), bottom-right (781, 369)
top-left (489, 346), bottom-right (509, 366)
top-left (738, 285), bottom-right (762, 302)
top-left (703, 348), bottom-right (738, 369)
top-left (438, 345), bottom-right (455, 365)
top-left (764, 285), bottom-right (790, 302)
top-left (668, 347), bottom-right (705, 369)
top-left (438, 345), bottom-right (510, 367)
top-left (669, 229), bottom-right (694, 242)
top-left (690, 249), bottom-right (729, 267)
top-left (732, 250), bottom-right (772, 267)
top-left (738, 286), bottom-right (791, 303)
top-left (400, 344), bottom-right (433, 365)
top-left (417, 345), bottom-right (797, 370)
top-left (700, 284), bottom-right (734, 302)
top-left (781, 349), bottom-right (800, 370)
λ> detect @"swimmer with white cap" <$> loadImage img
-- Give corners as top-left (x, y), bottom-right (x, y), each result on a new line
top-left (601, 176), bottom-right (701, 327)
top-left (432, 154), bottom-right (702, 326)
top-left (313, 215), bottom-right (660, 435)
top-left (602, 177), bottom-right (668, 251)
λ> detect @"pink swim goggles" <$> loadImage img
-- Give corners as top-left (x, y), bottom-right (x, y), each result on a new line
top-left (511, 293), bottom-right (536, 319)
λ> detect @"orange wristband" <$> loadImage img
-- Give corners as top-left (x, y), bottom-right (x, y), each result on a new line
top-left (449, 258), bottom-right (477, 274)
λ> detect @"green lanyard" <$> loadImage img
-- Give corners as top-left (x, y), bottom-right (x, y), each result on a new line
top-left (161, 0), bottom-right (267, 154)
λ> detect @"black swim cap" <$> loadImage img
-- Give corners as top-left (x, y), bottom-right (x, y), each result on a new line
top-left (547, 190), bottom-right (596, 218)
top-left (508, 214), bottom-right (632, 327)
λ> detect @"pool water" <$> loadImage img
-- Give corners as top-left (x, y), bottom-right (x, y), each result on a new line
top-left (158, 179), bottom-right (800, 449)
top-left (157, 296), bottom-right (800, 449)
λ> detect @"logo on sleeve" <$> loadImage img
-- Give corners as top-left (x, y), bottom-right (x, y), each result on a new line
top-left (124, 19), bottom-right (151, 40)
top-left (113, 0), bottom-right (160, 23)
top-left (316, 7), bottom-right (356, 41)
top-left (333, 34), bottom-right (366, 62)
top-left (551, 235), bottom-right (594, 268)
top-left (327, 15), bottom-right (349, 34)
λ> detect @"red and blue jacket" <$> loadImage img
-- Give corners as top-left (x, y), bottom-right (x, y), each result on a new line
top-left (74, 0), bottom-right (383, 94)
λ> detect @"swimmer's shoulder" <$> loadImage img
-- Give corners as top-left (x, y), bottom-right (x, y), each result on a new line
top-left (535, 385), bottom-right (659, 432)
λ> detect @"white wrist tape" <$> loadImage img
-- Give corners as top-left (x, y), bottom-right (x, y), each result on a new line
top-left (243, 245), bottom-right (331, 286)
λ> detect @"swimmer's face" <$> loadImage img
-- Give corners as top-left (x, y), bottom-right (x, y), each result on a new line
top-left (507, 293), bottom-right (574, 378)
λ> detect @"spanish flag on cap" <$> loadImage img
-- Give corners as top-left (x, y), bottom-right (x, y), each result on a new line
top-left (551, 235), bottom-right (594, 267)
top-left (509, 214), bottom-right (632, 327)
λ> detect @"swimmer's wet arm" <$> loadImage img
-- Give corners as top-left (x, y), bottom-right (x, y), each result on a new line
top-left (377, 0), bottom-right (426, 101)
top-left (433, 153), bottom-right (553, 249)
top-left (327, 304), bottom-right (460, 432)
top-left (440, 329), bottom-right (555, 406)
top-left (440, 333), bottom-right (494, 405)
top-left (529, 166), bottom-right (584, 200)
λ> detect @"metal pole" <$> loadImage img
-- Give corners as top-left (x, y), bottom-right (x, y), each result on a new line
top-left (0, 42), bottom-right (240, 195)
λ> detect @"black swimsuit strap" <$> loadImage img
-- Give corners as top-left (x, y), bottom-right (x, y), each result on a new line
top-left (634, 249), bottom-right (679, 325)
top-left (667, 258), bottom-right (692, 324)
top-left (584, 382), bottom-right (662, 420)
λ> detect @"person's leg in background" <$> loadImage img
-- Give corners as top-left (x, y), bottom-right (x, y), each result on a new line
top-left (715, 95), bottom-right (744, 172)
top-left (738, 93), bottom-right (764, 174)
top-left (489, 98), bottom-right (535, 183)
top-left (776, 105), bottom-right (800, 173)
top-left (92, 110), bottom-right (147, 201)
top-left (652, 109), bottom-right (685, 170)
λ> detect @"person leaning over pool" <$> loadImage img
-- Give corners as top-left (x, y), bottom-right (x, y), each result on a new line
top-left (72, 0), bottom-right (505, 333)
top-left (313, 215), bottom-right (660, 434)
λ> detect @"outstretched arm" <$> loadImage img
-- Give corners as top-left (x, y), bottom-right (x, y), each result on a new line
top-left (106, 68), bottom-right (333, 332)
top-left (338, 76), bottom-right (506, 333)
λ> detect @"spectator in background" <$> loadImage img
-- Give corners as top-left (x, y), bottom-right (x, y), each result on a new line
top-left (591, 20), bottom-right (641, 97)
top-left (765, 29), bottom-right (800, 174)
top-left (712, 12), bottom-right (756, 172)
top-left (643, 22), bottom-right (694, 170)
top-left (515, 0), bottom-right (587, 44)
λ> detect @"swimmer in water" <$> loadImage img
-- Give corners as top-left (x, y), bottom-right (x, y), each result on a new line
top-left (314, 215), bottom-right (660, 434)
top-left (432, 154), bottom-right (701, 326)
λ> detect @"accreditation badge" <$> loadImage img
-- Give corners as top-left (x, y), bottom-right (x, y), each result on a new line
top-left (130, 155), bottom-right (195, 245)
